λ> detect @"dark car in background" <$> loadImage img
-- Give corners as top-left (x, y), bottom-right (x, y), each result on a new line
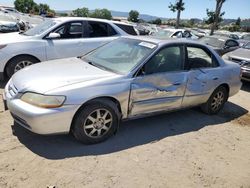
top-left (199, 35), bottom-right (239, 56)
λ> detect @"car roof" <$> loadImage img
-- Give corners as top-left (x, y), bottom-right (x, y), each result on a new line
top-left (122, 35), bottom-right (204, 46)
top-left (53, 17), bottom-right (133, 26)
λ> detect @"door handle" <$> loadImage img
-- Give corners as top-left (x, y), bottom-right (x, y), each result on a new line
top-left (173, 82), bottom-right (182, 86)
top-left (213, 77), bottom-right (219, 80)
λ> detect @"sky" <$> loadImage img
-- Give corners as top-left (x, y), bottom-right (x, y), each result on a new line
top-left (1, 0), bottom-right (250, 19)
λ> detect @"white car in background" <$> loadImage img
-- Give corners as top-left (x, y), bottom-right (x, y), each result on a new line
top-left (0, 17), bottom-right (133, 80)
top-left (152, 28), bottom-right (199, 40)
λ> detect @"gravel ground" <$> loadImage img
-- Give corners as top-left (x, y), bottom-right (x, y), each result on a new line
top-left (0, 80), bottom-right (250, 188)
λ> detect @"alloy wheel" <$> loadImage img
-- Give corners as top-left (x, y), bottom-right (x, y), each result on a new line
top-left (14, 60), bottom-right (33, 72)
top-left (83, 108), bottom-right (113, 138)
top-left (211, 91), bottom-right (224, 111)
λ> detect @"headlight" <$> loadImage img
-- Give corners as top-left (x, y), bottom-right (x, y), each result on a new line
top-left (0, 44), bottom-right (7, 50)
top-left (21, 92), bottom-right (66, 108)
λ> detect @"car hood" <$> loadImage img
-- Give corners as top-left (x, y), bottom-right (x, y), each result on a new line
top-left (0, 32), bottom-right (33, 44)
top-left (11, 57), bottom-right (119, 93)
top-left (227, 48), bottom-right (250, 61)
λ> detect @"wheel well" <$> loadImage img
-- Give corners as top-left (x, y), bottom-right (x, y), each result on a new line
top-left (218, 83), bottom-right (230, 100)
top-left (219, 83), bottom-right (230, 94)
top-left (4, 54), bottom-right (41, 76)
top-left (70, 97), bottom-right (122, 130)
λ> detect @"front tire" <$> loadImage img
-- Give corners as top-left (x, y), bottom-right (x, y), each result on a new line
top-left (72, 99), bottom-right (120, 144)
top-left (6, 56), bottom-right (39, 78)
top-left (201, 86), bottom-right (228, 115)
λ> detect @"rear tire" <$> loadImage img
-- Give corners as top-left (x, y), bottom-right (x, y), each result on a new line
top-left (6, 56), bottom-right (39, 78)
top-left (72, 99), bottom-right (120, 144)
top-left (201, 86), bottom-right (228, 115)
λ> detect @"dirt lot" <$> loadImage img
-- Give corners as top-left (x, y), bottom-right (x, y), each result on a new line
top-left (0, 81), bottom-right (250, 188)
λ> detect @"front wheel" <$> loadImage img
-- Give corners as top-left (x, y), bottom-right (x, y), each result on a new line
top-left (6, 56), bottom-right (39, 78)
top-left (72, 99), bottom-right (120, 144)
top-left (201, 86), bottom-right (228, 115)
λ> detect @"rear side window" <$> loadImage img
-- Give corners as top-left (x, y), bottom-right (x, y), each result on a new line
top-left (87, 21), bottom-right (117, 38)
top-left (114, 23), bottom-right (137, 35)
top-left (187, 46), bottom-right (218, 69)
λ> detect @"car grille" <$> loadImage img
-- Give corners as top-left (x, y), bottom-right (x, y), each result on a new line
top-left (8, 82), bottom-right (18, 98)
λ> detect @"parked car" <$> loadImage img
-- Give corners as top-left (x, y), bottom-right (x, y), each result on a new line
top-left (152, 29), bottom-right (199, 40)
top-left (222, 42), bottom-right (250, 82)
top-left (238, 34), bottom-right (250, 46)
top-left (0, 17), bottom-right (131, 80)
top-left (199, 35), bottom-right (239, 56)
top-left (0, 21), bottom-right (19, 33)
top-left (3, 37), bottom-right (242, 144)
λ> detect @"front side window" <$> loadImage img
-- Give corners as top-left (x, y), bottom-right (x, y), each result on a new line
top-left (143, 46), bottom-right (184, 75)
top-left (187, 46), bottom-right (218, 69)
top-left (52, 22), bottom-right (83, 39)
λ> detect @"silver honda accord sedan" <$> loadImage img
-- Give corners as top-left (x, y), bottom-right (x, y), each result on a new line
top-left (3, 36), bottom-right (242, 144)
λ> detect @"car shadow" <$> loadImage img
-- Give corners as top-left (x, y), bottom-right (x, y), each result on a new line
top-left (0, 80), bottom-right (7, 89)
top-left (11, 101), bottom-right (248, 160)
top-left (241, 81), bottom-right (250, 92)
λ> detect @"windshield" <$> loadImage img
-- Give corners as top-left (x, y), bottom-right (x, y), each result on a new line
top-left (242, 42), bottom-right (250, 49)
top-left (152, 30), bottom-right (174, 38)
top-left (82, 38), bottom-right (157, 74)
top-left (199, 37), bottom-right (225, 48)
top-left (23, 19), bottom-right (58, 36)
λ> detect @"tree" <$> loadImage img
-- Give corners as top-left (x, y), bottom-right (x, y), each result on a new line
top-left (14, 0), bottom-right (36, 13)
top-left (72, 7), bottom-right (89, 17)
top-left (169, 0), bottom-right (185, 29)
top-left (205, 8), bottom-right (225, 27)
top-left (209, 0), bottom-right (226, 35)
top-left (152, 18), bottom-right (162, 25)
top-left (90, 9), bottom-right (112, 20)
top-left (128, 10), bottom-right (139, 23)
top-left (235, 17), bottom-right (241, 26)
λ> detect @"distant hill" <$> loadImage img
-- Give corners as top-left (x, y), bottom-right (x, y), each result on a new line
top-left (56, 10), bottom-right (165, 21)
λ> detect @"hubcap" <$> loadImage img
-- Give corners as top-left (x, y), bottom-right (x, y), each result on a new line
top-left (211, 91), bottom-right (224, 111)
top-left (14, 60), bottom-right (33, 72)
top-left (83, 109), bottom-right (113, 138)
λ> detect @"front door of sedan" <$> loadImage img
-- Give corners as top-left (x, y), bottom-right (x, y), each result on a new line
top-left (182, 45), bottom-right (222, 107)
top-left (129, 45), bottom-right (188, 116)
top-left (45, 21), bottom-right (88, 60)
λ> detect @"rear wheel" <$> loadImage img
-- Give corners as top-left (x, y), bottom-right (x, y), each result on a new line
top-left (72, 99), bottom-right (120, 144)
top-left (201, 86), bottom-right (228, 115)
top-left (6, 56), bottom-right (39, 78)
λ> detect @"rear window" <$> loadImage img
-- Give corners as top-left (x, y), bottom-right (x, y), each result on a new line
top-left (114, 23), bottom-right (137, 35)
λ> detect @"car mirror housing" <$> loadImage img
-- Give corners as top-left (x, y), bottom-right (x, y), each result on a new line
top-left (47, 33), bottom-right (61, 39)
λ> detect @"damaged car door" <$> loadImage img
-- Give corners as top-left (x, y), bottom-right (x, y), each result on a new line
top-left (129, 45), bottom-right (188, 116)
top-left (182, 45), bottom-right (222, 107)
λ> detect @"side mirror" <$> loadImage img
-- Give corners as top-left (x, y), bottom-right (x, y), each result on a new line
top-left (223, 45), bottom-right (230, 49)
top-left (47, 32), bottom-right (60, 39)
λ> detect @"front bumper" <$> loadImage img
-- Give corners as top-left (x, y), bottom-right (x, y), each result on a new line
top-left (5, 89), bottom-right (79, 135)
